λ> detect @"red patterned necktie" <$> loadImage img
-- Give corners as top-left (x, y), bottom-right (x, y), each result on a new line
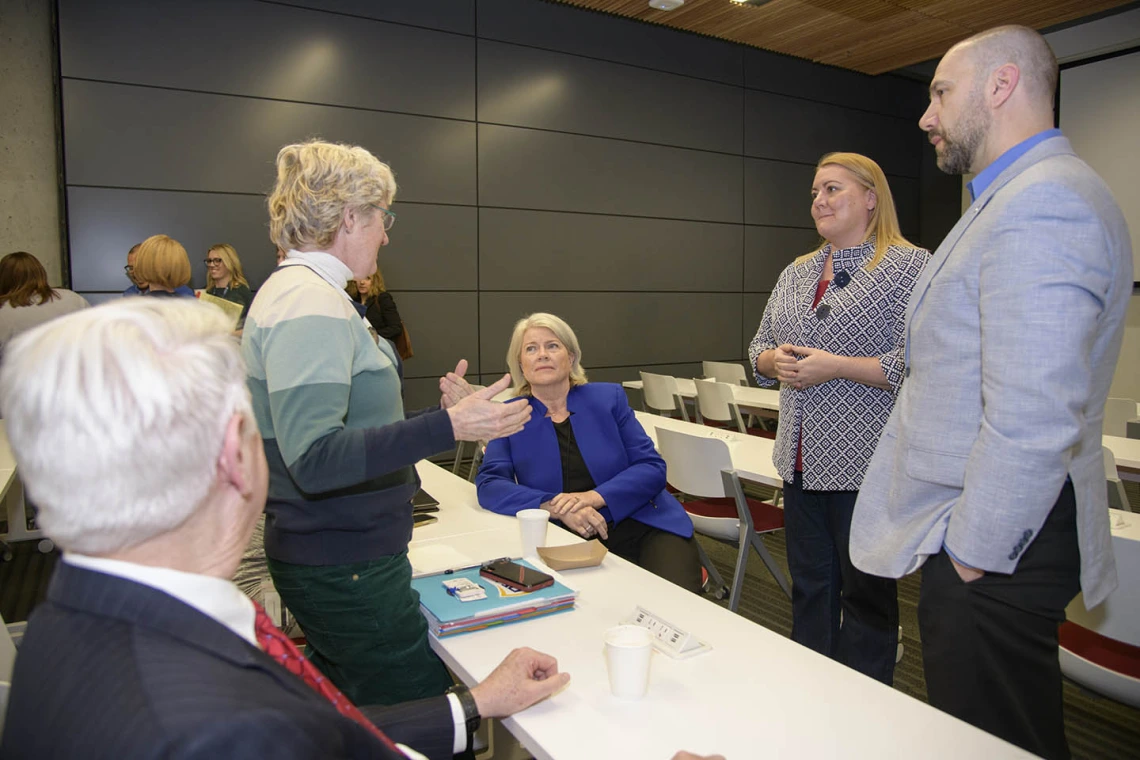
top-left (252, 602), bottom-right (401, 753)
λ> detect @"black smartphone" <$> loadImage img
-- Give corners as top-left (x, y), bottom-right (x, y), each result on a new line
top-left (412, 513), bottom-right (438, 528)
top-left (412, 489), bottom-right (440, 512)
top-left (479, 559), bottom-right (554, 592)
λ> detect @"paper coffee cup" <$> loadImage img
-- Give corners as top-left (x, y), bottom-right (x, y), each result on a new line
top-left (517, 509), bottom-right (550, 557)
top-left (604, 624), bottom-right (653, 699)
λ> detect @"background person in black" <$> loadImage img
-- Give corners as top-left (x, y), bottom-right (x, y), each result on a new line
top-left (205, 243), bottom-right (254, 323)
top-left (348, 266), bottom-right (404, 349)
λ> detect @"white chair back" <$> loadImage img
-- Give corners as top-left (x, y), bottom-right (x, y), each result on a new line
top-left (1104, 446), bottom-right (1132, 512)
top-left (693, 379), bottom-right (746, 432)
top-left (1060, 510), bottom-right (1140, 707)
top-left (1103, 397), bottom-right (1138, 437)
top-left (702, 360), bottom-right (748, 386)
top-left (639, 371), bottom-right (687, 420)
top-left (656, 427), bottom-right (730, 499)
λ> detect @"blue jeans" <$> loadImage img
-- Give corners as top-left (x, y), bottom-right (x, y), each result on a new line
top-left (783, 472), bottom-right (898, 684)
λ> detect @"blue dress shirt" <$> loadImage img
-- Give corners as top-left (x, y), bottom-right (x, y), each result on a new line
top-left (967, 128), bottom-right (1062, 201)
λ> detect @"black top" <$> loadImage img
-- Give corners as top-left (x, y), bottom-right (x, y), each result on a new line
top-left (553, 416), bottom-right (597, 493)
top-left (363, 291), bottom-right (404, 341)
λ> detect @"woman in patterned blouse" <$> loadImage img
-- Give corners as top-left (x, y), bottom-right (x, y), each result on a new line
top-left (748, 152), bottom-right (929, 685)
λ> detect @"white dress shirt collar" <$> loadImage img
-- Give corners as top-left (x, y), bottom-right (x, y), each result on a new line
top-left (279, 249), bottom-right (354, 298)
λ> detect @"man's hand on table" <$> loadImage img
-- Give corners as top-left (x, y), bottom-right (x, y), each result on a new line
top-left (469, 647), bottom-right (570, 719)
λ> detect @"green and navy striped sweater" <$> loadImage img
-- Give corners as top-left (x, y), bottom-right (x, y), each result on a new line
top-left (242, 263), bottom-right (454, 565)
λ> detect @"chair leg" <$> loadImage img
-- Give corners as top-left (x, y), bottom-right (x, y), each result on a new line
top-left (751, 533), bottom-right (792, 600)
top-left (728, 534), bottom-right (751, 612)
top-left (451, 441), bottom-right (468, 475)
top-left (467, 443), bottom-right (485, 483)
top-left (695, 541), bottom-right (727, 596)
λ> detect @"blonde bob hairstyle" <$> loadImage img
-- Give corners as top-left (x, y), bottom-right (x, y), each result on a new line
top-left (205, 243), bottom-right (250, 289)
top-left (506, 312), bottom-right (588, 397)
top-left (797, 152), bottom-right (914, 270)
top-left (134, 234), bottom-right (192, 290)
top-left (0, 298), bottom-right (252, 554)
top-left (267, 140), bottom-right (398, 252)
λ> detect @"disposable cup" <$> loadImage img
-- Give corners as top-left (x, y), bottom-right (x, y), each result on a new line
top-left (517, 509), bottom-right (550, 557)
top-left (604, 624), bottom-right (653, 699)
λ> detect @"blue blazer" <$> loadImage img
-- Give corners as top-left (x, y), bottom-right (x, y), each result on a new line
top-left (477, 383), bottom-right (692, 538)
top-left (0, 562), bottom-right (454, 760)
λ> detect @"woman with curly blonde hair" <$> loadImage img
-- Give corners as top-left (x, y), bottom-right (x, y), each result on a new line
top-left (242, 140), bottom-right (530, 707)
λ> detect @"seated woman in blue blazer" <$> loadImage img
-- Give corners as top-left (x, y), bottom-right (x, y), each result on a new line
top-left (476, 312), bottom-right (702, 593)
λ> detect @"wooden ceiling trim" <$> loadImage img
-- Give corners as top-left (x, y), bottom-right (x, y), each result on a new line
top-left (549, 0), bottom-right (1135, 75)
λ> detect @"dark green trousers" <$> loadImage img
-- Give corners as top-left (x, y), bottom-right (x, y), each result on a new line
top-left (267, 552), bottom-right (452, 705)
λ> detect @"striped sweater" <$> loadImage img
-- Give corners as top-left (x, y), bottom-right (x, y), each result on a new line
top-left (242, 262), bottom-right (453, 565)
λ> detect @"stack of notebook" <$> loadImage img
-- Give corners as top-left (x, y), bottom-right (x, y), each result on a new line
top-left (411, 559), bottom-right (577, 637)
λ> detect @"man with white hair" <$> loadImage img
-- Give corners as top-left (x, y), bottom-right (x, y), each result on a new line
top-left (851, 25), bottom-right (1131, 759)
top-left (0, 299), bottom-right (569, 759)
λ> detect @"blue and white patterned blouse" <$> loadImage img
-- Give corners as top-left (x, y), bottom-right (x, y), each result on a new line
top-left (748, 237), bottom-right (930, 491)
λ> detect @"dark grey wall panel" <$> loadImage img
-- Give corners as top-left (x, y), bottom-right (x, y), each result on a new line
top-left (744, 227), bottom-right (821, 292)
top-left (919, 149), bottom-right (962, 251)
top-left (479, 209), bottom-right (742, 292)
top-left (890, 175), bottom-right (922, 242)
top-left (275, 0), bottom-right (475, 34)
top-left (391, 292), bottom-right (479, 379)
top-left (478, 0), bottom-right (743, 86)
top-left (743, 48), bottom-right (927, 121)
top-left (744, 159), bottom-right (816, 227)
top-left (479, 293), bottom-right (742, 371)
top-left (403, 378), bottom-right (448, 417)
top-left (743, 293), bottom-right (773, 348)
top-left (478, 40), bottom-right (741, 154)
top-left (63, 80), bottom-right (476, 204)
top-left (67, 187), bottom-right (276, 293)
top-left (745, 91), bottom-right (919, 178)
top-left (59, 0), bottom-right (475, 120)
top-left (382, 205), bottom-right (478, 291)
top-left (479, 125), bottom-right (742, 223)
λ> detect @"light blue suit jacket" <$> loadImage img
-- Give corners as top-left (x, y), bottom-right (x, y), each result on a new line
top-left (476, 383), bottom-right (693, 538)
top-left (851, 135), bottom-right (1132, 608)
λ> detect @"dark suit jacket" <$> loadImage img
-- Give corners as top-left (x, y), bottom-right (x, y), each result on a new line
top-left (0, 563), bottom-right (455, 759)
top-left (476, 382), bottom-right (693, 537)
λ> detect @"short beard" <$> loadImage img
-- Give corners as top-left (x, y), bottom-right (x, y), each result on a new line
top-left (936, 85), bottom-right (989, 175)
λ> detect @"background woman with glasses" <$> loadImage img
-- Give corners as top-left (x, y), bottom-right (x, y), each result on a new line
top-left (204, 243), bottom-right (253, 325)
top-left (747, 152), bottom-right (929, 687)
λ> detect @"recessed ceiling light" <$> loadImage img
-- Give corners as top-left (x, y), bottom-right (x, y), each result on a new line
top-left (649, 0), bottom-right (684, 10)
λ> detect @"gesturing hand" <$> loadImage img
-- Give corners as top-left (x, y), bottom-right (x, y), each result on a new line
top-left (469, 647), bottom-right (571, 719)
top-left (439, 359), bottom-right (476, 410)
top-left (779, 345), bottom-right (838, 390)
top-left (545, 490), bottom-right (604, 516)
top-left (447, 374), bottom-right (532, 442)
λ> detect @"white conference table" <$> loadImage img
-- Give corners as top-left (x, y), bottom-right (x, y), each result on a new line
top-left (623, 378), bottom-right (781, 413)
top-left (0, 421), bottom-right (41, 548)
top-left (411, 461), bottom-right (1030, 760)
top-left (1105, 435), bottom-right (1140, 483)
